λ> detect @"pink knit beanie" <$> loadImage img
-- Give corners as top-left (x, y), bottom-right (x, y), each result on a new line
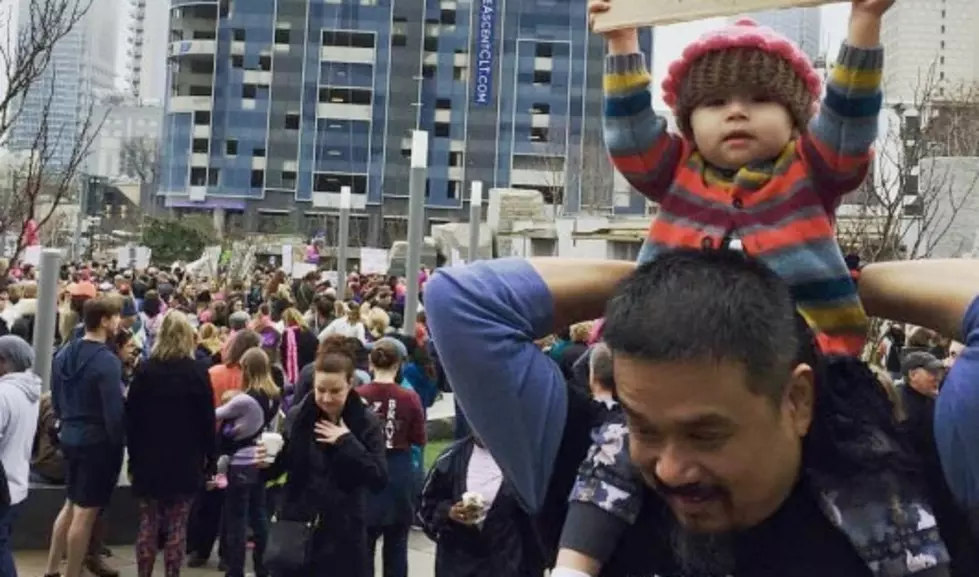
top-left (661, 18), bottom-right (822, 135)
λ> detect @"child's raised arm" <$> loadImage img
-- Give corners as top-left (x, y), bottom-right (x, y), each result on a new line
top-left (590, 1), bottom-right (685, 204)
top-left (800, 3), bottom-right (890, 210)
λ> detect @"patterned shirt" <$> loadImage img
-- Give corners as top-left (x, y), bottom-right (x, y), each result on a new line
top-left (604, 44), bottom-right (884, 356)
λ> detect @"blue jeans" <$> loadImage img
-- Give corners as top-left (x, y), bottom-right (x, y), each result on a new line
top-left (0, 503), bottom-right (20, 577)
top-left (366, 524), bottom-right (409, 577)
top-left (223, 468), bottom-right (267, 577)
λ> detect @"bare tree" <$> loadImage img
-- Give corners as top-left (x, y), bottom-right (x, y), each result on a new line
top-left (119, 136), bottom-right (159, 183)
top-left (837, 65), bottom-right (979, 264)
top-left (519, 128), bottom-right (619, 216)
top-left (0, 0), bottom-right (106, 262)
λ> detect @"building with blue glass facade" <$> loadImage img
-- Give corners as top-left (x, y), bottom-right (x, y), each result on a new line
top-left (158, 0), bottom-right (653, 243)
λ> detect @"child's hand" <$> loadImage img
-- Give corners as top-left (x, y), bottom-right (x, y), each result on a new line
top-left (588, 0), bottom-right (639, 52)
top-left (850, 0), bottom-right (894, 17)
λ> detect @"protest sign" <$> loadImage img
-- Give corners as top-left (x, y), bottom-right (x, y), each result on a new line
top-left (591, 0), bottom-right (835, 33)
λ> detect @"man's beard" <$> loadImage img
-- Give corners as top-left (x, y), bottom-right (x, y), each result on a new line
top-left (671, 526), bottom-right (736, 577)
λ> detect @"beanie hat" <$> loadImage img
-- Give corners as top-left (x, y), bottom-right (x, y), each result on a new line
top-left (661, 18), bottom-right (822, 136)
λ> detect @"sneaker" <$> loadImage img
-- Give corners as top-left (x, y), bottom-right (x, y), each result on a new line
top-left (84, 555), bottom-right (120, 577)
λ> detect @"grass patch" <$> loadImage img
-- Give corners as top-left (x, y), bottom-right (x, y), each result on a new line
top-left (424, 439), bottom-right (453, 471)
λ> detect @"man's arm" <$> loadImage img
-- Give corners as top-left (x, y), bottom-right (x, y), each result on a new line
top-left (426, 258), bottom-right (633, 512)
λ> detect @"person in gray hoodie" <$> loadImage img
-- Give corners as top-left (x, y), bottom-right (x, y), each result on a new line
top-left (0, 334), bottom-right (41, 577)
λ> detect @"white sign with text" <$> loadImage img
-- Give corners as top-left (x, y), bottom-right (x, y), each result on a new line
top-left (592, 0), bottom-right (836, 32)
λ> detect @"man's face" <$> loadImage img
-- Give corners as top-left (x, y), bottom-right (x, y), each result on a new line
top-left (909, 367), bottom-right (943, 397)
top-left (614, 356), bottom-right (813, 534)
top-left (101, 314), bottom-right (121, 337)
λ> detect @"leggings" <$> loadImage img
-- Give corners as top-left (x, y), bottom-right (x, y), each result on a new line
top-left (135, 497), bottom-right (194, 577)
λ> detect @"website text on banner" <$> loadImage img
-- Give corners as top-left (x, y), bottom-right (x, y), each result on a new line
top-left (591, 0), bottom-right (835, 32)
top-left (472, 0), bottom-right (498, 107)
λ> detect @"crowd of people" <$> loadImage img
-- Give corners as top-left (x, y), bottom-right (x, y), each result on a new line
top-left (0, 260), bottom-right (453, 577)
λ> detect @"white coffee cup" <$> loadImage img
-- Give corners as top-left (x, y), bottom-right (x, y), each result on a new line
top-left (260, 432), bottom-right (284, 462)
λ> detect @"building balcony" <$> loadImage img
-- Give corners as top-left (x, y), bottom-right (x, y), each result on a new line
top-left (169, 95), bottom-right (213, 113)
top-left (316, 103), bottom-right (372, 121)
top-left (320, 46), bottom-right (374, 65)
top-left (169, 40), bottom-right (217, 58)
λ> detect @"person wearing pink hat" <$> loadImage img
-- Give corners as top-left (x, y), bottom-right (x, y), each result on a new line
top-left (591, 0), bottom-right (892, 360)
top-left (550, 3), bottom-right (897, 577)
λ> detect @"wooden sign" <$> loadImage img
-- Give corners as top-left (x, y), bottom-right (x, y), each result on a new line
top-left (591, 0), bottom-right (837, 33)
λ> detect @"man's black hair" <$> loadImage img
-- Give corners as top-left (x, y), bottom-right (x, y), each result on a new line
top-left (603, 248), bottom-right (918, 480)
top-left (603, 248), bottom-right (798, 402)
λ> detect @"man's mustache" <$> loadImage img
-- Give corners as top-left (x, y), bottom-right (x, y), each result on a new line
top-left (651, 474), bottom-right (727, 501)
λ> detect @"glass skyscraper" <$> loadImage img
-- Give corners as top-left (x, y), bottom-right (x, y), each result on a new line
top-left (158, 0), bottom-right (653, 243)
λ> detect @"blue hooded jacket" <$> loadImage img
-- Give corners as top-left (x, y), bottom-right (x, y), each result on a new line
top-left (51, 339), bottom-right (125, 448)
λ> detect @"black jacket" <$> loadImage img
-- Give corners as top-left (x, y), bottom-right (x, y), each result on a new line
top-left (418, 438), bottom-right (545, 577)
top-left (125, 357), bottom-right (217, 499)
top-left (270, 391), bottom-right (387, 577)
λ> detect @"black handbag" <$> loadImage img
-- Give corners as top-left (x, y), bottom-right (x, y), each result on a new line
top-left (263, 515), bottom-right (317, 573)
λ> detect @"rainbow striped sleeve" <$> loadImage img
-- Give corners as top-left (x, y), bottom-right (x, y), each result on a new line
top-left (801, 43), bottom-right (884, 207)
top-left (603, 53), bottom-right (684, 203)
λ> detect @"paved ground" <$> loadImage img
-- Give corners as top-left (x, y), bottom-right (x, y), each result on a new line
top-left (15, 529), bottom-right (436, 577)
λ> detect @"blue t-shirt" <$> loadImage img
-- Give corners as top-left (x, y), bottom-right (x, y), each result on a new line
top-left (934, 296), bottom-right (979, 510)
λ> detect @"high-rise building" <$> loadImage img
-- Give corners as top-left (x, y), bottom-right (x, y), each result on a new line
top-left (882, 0), bottom-right (979, 104)
top-left (8, 0), bottom-right (119, 169)
top-left (157, 0), bottom-right (653, 241)
top-left (733, 9), bottom-right (821, 63)
top-left (128, 0), bottom-right (171, 104)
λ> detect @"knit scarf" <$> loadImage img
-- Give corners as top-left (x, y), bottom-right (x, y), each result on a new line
top-left (284, 326), bottom-right (299, 385)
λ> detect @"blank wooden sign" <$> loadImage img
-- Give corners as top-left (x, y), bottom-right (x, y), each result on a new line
top-left (591, 0), bottom-right (838, 32)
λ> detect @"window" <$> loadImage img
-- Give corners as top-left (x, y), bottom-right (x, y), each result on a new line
top-left (436, 98), bottom-right (451, 110)
top-left (282, 171), bottom-right (297, 187)
top-left (533, 70), bottom-right (551, 85)
top-left (233, 28), bottom-right (246, 41)
top-left (434, 122), bottom-right (450, 138)
top-left (322, 30), bottom-right (375, 48)
top-left (259, 55), bottom-right (271, 71)
top-left (312, 172), bottom-right (367, 195)
top-left (446, 180), bottom-right (459, 199)
top-left (242, 84), bottom-right (257, 98)
top-left (440, 9), bottom-right (456, 24)
top-left (274, 28), bottom-right (290, 44)
top-left (192, 138), bottom-right (208, 153)
top-left (231, 55), bottom-right (244, 68)
top-left (531, 102), bottom-right (550, 114)
top-left (535, 43), bottom-right (553, 58)
top-left (392, 17), bottom-right (407, 47)
top-left (449, 151), bottom-right (463, 167)
top-left (208, 168), bottom-right (220, 186)
top-left (453, 65), bottom-right (467, 81)
top-left (285, 113), bottom-right (300, 129)
top-left (190, 167), bottom-right (207, 186)
top-left (254, 147), bottom-right (266, 157)
top-left (530, 127), bottom-right (549, 142)
top-left (422, 65), bottom-right (436, 79)
top-left (318, 88), bottom-right (372, 105)
top-left (251, 170), bottom-right (265, 187)
top-left (424, 36), bottom-right (438, 52)
top-left (193, 111), bottom-right (210, 125)
top-left (189, 60), bottom-right (214, 74)
top-left (226, 140), bottom-right (238, 155)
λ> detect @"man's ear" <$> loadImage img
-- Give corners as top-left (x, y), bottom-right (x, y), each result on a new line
top-left (784, 363), bottom-right (815, 437)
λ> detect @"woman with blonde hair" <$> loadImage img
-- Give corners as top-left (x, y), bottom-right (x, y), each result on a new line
top-left (126, 311), bottom-right (217, 577)
top-left (216, 348), bottom-right (282, 577)
top-left (279, 308), bottom-right (318, 391)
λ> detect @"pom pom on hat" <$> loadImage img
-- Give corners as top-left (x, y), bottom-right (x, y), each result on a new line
top-left (661, 17), bottom-right (822, 135)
